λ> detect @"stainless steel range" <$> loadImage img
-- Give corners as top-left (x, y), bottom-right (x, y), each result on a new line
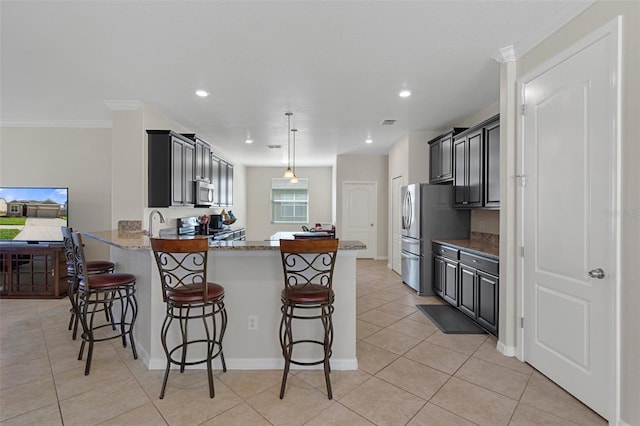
top-left (401, 184), bottom-right (470, 295)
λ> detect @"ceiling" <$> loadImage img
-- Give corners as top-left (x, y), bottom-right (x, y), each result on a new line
top-left (0, 1), bottom-right (594, 167)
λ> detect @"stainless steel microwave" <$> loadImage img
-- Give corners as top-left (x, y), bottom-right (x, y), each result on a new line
top-left (194, 180), bottom-right (215, 206)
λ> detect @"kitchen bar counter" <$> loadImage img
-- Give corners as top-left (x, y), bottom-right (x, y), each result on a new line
top-left (84, 230), bottom-right (363, 372)
top-left (87, 230), bottom-right (365, 251)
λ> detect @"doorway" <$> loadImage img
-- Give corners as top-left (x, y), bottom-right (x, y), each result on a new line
top-left (342, 182), bottom-right (377, 259)
top-left (518, 18), bottom-right (621, 419)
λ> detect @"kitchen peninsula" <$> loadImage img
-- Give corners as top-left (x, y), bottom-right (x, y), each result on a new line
top-left (85, 230), bottom-right (365, 371)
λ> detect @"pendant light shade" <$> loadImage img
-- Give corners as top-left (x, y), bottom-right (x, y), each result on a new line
top-left (283, 112), bottom-right (294, 178)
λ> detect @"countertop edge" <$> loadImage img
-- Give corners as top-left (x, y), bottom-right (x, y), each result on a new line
top-left (84, 230), bottom-right (366, 251)
top-left (432, 238), bottom-right (499, 260)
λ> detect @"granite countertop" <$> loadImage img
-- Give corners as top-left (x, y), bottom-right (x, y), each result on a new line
top-left (84, 230), bottom-right (365, 251)
top-left (433, 234), bottom-right (499, 259)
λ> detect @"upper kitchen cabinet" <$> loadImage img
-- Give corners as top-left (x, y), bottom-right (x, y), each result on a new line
top-left (183, 134), bottom-right (212, 183)
top-left (210, 154), bottom-right (234, 207)
top-left (147, 130), bottom-right (196, 207)
top-left (453, 115), bottom-right (500, 209)
top-left (428, 128), bottom-right (467, 184)
top-left (484, 118), bottom-right (500, 208)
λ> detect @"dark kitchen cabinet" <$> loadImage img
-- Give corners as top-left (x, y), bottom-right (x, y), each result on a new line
top-left (458, 263), bottom-right (477, 318)
top-left (454, 128), bottom-right (483, 207)
top-left (432, 242), bottom-right (499, 336)
top-left (432, 243), bottom-right (459, 303)
top-left (210, 154), bottom-right (234, 207)
top-left (428, 128), bottom-right (466, 184)
top-left (148, 130), bottom-right (196, 207)
top-left (457, 251), bottom-right (499, 336)
top-left (484, 118), bottom-right (500, 208)
top-left (453, 115), bottom-right (500, 208)
top-left (184, 134), bottom-right (212, 183)
top-left (477, 270), bottom-right (498, 334)
top-left (442, 258), bottom-right (458, 306)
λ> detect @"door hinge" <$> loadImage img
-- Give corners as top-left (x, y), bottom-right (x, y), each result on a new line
top-left (515, 174), bottom-right (527, 187)
top-left (520, 246), bottom-right (525, 257)
top-left (520, 317), bottom-right (525, 328)
top-left (521, 104), bottom-right (527, 115)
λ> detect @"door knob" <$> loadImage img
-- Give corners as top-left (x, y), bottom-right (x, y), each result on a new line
top-left (588, 268), bottom-right (605, 279)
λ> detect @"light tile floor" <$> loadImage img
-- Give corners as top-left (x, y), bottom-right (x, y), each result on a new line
top-left (0, 259), bottom-right (606, 425)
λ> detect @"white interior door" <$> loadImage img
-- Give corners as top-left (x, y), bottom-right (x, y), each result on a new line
top-left (391, 176), bottom-right (403, 273)
top-left (520, 19), bottom-right (620, 419)
top-left (342, 182), bottom-right (377, 259)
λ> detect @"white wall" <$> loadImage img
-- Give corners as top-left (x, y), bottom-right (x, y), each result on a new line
top-left (514, 2), bottom-right (639, 423)
top-left (336, 155), bottom-right (388, 259)
top-left (245, 166), bottom-right (333, 241)
top-left (0, 126), bottom-right (112, 259)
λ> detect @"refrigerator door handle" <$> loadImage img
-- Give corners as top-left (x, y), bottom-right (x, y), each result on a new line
top-left (402, 190), bottom-right (412, 230)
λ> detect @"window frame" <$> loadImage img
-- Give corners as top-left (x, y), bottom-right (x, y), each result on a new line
top-left (271, 178), bottom-right (309, 224)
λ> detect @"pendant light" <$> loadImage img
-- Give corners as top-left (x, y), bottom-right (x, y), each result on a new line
top-left (290, 128), bottom-right (299, 183)
top-left (283, 112), bottom-right (294, 178)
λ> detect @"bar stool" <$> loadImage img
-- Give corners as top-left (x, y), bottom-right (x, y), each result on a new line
top-left (278, 238), bottom-right (339, 399)
top-left (71, 232), bottom-right (138, 375)
top-left (150, 237), bottom-right (227, 399)
top-left (61, 227), bottom-right (116, 340)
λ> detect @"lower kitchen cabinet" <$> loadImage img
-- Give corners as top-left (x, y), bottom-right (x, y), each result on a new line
top-left (432, 242), bottom-right (499, 336)
top-left (477, 270), bottom-right (498, 334)
top-left (458, 263), bottom-right (477, 318)
top-left (432, 243), bottom-right (459, 304)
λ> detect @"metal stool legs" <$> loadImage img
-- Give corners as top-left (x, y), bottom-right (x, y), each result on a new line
top-left (77, 285), bottom-right (138, 375)
top-left (279, 302), bottom-right (334, 399)
top-left (159, 299), bottom-right (227, 399)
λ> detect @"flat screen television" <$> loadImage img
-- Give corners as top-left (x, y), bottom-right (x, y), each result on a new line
top-left (0, 187), bottom-right (69, 244)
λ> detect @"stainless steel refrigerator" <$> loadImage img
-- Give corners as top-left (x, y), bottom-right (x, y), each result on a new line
top-left (401, 183), bottom-right (470, 295)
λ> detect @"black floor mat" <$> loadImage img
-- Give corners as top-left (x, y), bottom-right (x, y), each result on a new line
top-left (417, 304), bottom-right (487, 334)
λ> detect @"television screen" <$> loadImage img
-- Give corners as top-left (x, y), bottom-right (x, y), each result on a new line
top-left (0, 187), bottom-right (69, 243)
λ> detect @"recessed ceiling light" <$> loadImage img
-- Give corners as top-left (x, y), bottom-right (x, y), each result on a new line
top-left (245, 139), bottom-right (253, 144)
top-left (366, 138), bottom-right (373, 144)
top-left (195, 90), bottom-right (209, 97)
top-left (399, 89), bottom-right (411, 98)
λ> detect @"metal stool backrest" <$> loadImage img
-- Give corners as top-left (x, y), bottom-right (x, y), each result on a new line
top-left (279, 239), bottom-right (339, 291)
top-left (70, 232), bottom-right (90, 281)
top-left (61, 226), bottom-right (75, 273)
top-left (150, 238), bottom-right (211, 303)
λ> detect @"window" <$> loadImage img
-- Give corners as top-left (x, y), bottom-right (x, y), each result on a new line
top-left (271, 178), bottom-right (308, 223)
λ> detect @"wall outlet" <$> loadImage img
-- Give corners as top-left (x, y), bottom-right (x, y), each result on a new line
top-left (248, 315), bottom-right (258, 330)
top-left (478, 220), bottom-right (486, 230)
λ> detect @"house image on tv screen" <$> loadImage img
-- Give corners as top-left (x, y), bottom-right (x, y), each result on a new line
top-left (0, 187), bottom-right (69, 242)
top-left (4, 199), bottom-right (66, 219)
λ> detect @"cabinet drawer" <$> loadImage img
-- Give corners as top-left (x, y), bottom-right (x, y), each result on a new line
top-left (432, 243), bottom-right (458, 260)
top-left (459, 252), bottom-right (498, 275)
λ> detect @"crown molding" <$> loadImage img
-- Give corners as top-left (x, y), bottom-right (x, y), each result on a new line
top-left (104, 100), bottom-right (144, 111)
top-left (0, 120), bottom-right (112, 128)
top-left (492, 45), bottom-right (517, 63)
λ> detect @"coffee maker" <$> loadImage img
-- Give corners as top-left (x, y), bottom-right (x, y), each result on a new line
top-left (209, 214), bottom-right (224, 230)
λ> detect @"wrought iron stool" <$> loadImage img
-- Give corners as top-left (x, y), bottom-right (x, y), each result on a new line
top-left (71, 232), bottom-right (138, 375)
top-left (278, 238), bottom-right (339, 399)
top-left (150, 237), bottom-right (227, 399)
top-left (61, 227), bottom-right (115, 340)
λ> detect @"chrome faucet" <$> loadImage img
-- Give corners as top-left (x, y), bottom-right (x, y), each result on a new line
top-left (148, 209), bottom-right (166, 237)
